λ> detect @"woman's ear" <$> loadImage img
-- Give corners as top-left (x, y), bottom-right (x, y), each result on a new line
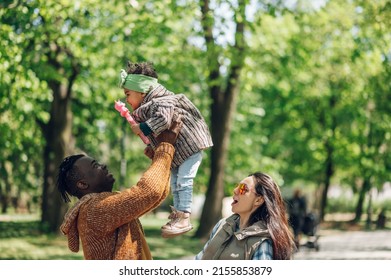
top-left (254, 196), bottom-right (264, 207)
top-left (76, 180), bottom-right (89, 190)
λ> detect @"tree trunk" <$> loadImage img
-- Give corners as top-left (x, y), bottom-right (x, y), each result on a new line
top-left (319, 141), bottom-right (333, 222)
top-left (41, 77), bottom-right (77, 232)
top-left (354, 177), bottom-right (371, 222)
top-left (38, 39), bottom-right (80, 233)
top-left (354, 105), bottom-right (377, 223)
top-left (365, 188), bottom-right (373, 229)
top-left (195, 88), bottom-right (235, 237)
top-left (0, 189), bottom-right (9, 214)
top-left (318, 93), bottom-right (336, 222)
top-left (0, 165), bottom-right (12, 214)
top-left (195, 0), bottom-right (247, 238)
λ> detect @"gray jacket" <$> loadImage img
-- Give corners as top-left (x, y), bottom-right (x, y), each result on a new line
top-left (201, 214), bottom-right (271, 260)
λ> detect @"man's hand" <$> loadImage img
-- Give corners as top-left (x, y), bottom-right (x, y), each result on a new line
top-left (156, 115), bottom-right (182, 145)
top-left (144, 145), bottom-right (155, 160)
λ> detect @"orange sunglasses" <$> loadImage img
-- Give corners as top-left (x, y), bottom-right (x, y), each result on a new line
top-left (236, 183), bottom-right (249, 195)
top-left (236, 183), bottom-right (259, 195)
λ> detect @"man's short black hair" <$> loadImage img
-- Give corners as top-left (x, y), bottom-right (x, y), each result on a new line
top-left (57, 154), bottom-right (85, 203)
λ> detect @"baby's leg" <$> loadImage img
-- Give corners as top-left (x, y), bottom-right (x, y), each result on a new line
top-left (175, 152), bottom-right (203, 213)
top-left (170, 168), bottom-right (180, 210)
top-left (161, 152), bottom-right (203, 238)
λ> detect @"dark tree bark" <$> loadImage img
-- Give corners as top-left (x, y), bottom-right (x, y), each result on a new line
top-left (319, 141), bottom-right (333, 221)
top-left (195, 0), bottom-right (247, 238)
top-left (0, 163), bottom-right (12, 214)
top-left (40, 44), bottom-right (79, 232)
top-left (318, 93), bottom-right (337, 222)
top-left (354, 177), bottom-right (371, 222)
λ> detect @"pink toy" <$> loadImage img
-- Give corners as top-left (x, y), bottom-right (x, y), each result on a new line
top-left (114, 100), bottom-right (150, 144)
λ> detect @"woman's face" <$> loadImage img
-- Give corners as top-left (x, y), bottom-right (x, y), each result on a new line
top-left (231, 176), bottom-right (263, 215)
top-left (124, 88), bottom-right (145, 110)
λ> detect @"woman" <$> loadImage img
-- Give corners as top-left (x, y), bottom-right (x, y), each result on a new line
top-left (195, 172), bottom-right (295, 260)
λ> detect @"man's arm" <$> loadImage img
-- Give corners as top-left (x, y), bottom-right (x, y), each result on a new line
top-left (89, 117), bottom-right (182, 232)
top-left (136, 116), bottom-right (182, 215)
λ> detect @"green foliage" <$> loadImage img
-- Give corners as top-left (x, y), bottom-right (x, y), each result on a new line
top-left (326, 197), bottom-right (357, 213)
top-left (232, 0), bottom-right (390, 193)
top-left (0, 0), bottom-right (389, 221)
top-left (141, 214), bottom-right (204, 260)
top-left (373, 200), bottom-right (391, 214)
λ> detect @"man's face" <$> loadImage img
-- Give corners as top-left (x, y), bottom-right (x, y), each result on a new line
top-left (74, 156), bottom-right (115, 193)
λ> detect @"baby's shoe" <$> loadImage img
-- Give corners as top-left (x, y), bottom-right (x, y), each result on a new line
top-left (161, 206), bottom-right (193, 238)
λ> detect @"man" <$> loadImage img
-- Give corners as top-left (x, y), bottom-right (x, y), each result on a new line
top-left (57, 118), bottom-right (182, 260)
top-left (287, 189), bottom-right (307, 249)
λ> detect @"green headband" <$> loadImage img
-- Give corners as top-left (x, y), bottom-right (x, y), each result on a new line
top-left (118, 69), bottom-right (158, 93)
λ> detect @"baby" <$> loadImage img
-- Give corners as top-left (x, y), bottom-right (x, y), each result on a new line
top-left (118, 61), bottom-right (213, 238)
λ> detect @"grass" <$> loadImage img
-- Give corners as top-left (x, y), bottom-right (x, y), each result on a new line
top-left (1, 212), bottom-right (390, 260)
top-left (0, 213), bottom-right (204, 260)
top-left (141, 213), bottom-right (204, 260)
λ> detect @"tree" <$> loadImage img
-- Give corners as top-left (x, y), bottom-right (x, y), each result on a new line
top-left (1, 0), bottom-right (389, 234)
top-left (0, 2), bottom-right (46, 215)
top-left (1, 0), bottom-right (212, 231)
top-left (194, 0), bottom-right (248, 238)
top-left (231, 0), bottom-right (390, 222)
top-left (1, 1), bottom-right (117, 231)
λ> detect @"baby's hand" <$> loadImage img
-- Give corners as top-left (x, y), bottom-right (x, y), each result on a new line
top-left (131, 124), bottom-right (142, 135)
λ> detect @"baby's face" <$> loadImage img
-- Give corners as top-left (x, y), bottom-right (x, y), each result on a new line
top-left (124, 89), bottom-right (145, 110)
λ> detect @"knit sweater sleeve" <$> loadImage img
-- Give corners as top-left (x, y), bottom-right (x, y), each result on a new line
top-left (86, 143), bottom-right (174, 233)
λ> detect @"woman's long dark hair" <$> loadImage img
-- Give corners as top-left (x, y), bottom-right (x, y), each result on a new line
top-left (248, 172), bottom-right (295, 260)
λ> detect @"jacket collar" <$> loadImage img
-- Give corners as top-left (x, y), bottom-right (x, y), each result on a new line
top-left (224, 214), bottom-right (270, 241)
top-left (142, 84), bottom-right (173, 104)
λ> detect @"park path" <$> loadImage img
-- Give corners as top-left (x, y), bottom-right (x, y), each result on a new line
top-left (294, 229), bottom-right (391, 260)
top-left (181, 229), bottom-right (391, 260)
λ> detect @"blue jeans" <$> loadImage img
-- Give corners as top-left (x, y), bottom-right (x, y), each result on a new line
top-left (170, 151), bottom-right (203, 213)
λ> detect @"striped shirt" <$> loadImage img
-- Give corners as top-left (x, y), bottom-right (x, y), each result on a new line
top-left (195, 218), bottom-right (274, 260)
top-left (132, 84), bottom-right (213, 168)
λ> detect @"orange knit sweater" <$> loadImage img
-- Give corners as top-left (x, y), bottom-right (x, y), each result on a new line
top-left (60, 143), bottom-right (174, 260)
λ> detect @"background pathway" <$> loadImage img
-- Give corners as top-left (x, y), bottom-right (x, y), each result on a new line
top-left (294, 229), bottom-right (391, 260)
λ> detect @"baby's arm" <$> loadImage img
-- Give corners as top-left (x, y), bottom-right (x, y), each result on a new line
top-left (145, 105), bottom-right (175, 136)
top-left (130, 123), bottom-right (142, 135)
top-left (114, 100), bottom-right (150, 144)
